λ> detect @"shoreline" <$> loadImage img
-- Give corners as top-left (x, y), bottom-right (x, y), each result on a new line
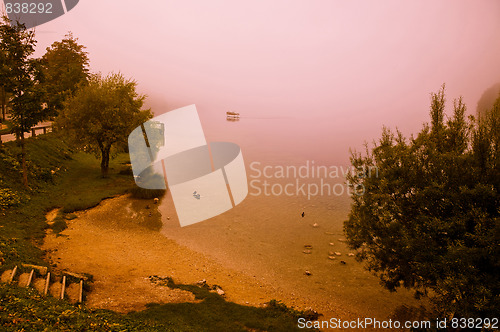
top-left (42, 194), bottom-right (353, 319)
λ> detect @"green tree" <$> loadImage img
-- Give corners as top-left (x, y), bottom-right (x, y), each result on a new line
top-left (41, 32), bottom-right (89, 116)
top-left (0, 46), bottom-right (8, 121)
top-left (0, 18), bottom-right (46, 186)
top-left (344, 85), bottom-right (499, 319)
top-left (57, 73), bottom-right (152, 177)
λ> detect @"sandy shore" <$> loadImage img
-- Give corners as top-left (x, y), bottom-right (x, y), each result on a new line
top-left (41, 195), bottom-right (352, 319)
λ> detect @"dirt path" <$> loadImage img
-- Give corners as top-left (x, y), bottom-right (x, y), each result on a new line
top-left (42, 195), bottom-right (340, 316)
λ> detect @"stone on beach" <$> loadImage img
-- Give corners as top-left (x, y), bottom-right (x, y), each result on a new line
top-left (209, 285), bottom-right (225, 297)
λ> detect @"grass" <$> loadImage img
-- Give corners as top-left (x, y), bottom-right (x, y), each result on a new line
top-left (50, 214), bottom-right (68, 234)
top-left (0, 279), bottom-right (318, 332)
top-left (0, 120), bottom-right (13, 135)
top-left (0, 133), bottom-right (318, 331)
top-left (0, 284), bottom-right (158, 331)
top-left (0, 133), bottom-right (134, 269)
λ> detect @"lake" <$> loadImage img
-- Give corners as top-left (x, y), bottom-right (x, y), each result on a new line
top-left (157, 110), bottom-right (422, 320)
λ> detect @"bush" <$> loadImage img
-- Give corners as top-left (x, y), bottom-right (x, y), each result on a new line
top-left (0, 188), bottom-right (22, 209)
top-left (50, 217), bottom-right (67, 234)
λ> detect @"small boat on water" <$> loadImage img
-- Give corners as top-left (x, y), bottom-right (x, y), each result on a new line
top-left (226, 111), bottom-right (240, 118)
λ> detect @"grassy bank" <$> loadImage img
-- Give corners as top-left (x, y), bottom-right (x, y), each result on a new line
top-left (0, 134), bottom-right (317, 331)
top-left (0, 133), bottom-right (133, 269)
top-left (0, 280), bottom-right (317, 331)
top-left (0, 120), bottom-right (13, 135)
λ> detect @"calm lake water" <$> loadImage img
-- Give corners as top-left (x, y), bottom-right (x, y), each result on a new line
top-left (157, 111), bottom-right (420, 319)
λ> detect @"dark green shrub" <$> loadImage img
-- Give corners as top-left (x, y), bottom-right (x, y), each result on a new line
top-left (50, 217), bottom-right (67, 234)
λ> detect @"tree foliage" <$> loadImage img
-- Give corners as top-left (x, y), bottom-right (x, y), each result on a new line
top-left (0, 39), bottom-right (8, 121)
top-left (41, 32), bottom-right (89, 116)
top-left (0, 17), bottom-right (46, 186)
top-left (0, 18), bottom-right (44, 131)
top-left (344, 85), bottom-right (499, 318)
top-left (57, 73), bottom-right (152, 177)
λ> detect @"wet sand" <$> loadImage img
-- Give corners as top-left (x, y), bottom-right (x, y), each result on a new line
top-left (42, 195), bottom-right (353, 319)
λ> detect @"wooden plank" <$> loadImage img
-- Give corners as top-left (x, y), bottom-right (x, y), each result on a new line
top-left (26, 269), bottom-right (34, 287)
top-left (79, 279), bottom-right (83, 303)
top-left (63, 271), bottom-right (88, 280)
top-left (22, 264), bottom-right (48, 276)
top-left (60, 275), bottom-right (66, 300)
top-left (44, 272), bottom-right (50, 295)
top-left (9, 266), bottom-right (17, 282)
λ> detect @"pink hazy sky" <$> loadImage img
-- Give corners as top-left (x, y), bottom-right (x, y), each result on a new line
top-left (28, 0), bottom-right (500, 139)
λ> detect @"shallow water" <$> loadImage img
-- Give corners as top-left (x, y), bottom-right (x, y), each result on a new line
top-left (157, 113), bottom-right (421, 319)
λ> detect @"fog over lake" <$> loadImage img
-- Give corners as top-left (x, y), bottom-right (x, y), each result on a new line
top-left (32, 1), bottom-right (500, 157)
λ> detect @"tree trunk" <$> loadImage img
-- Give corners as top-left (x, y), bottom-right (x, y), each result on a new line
top-left (100, 144), bottom-right (111, 178)
top-left (1, 87), bottom-right (5, 122)
top-left (21, 132), bottom-right (28, 187)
